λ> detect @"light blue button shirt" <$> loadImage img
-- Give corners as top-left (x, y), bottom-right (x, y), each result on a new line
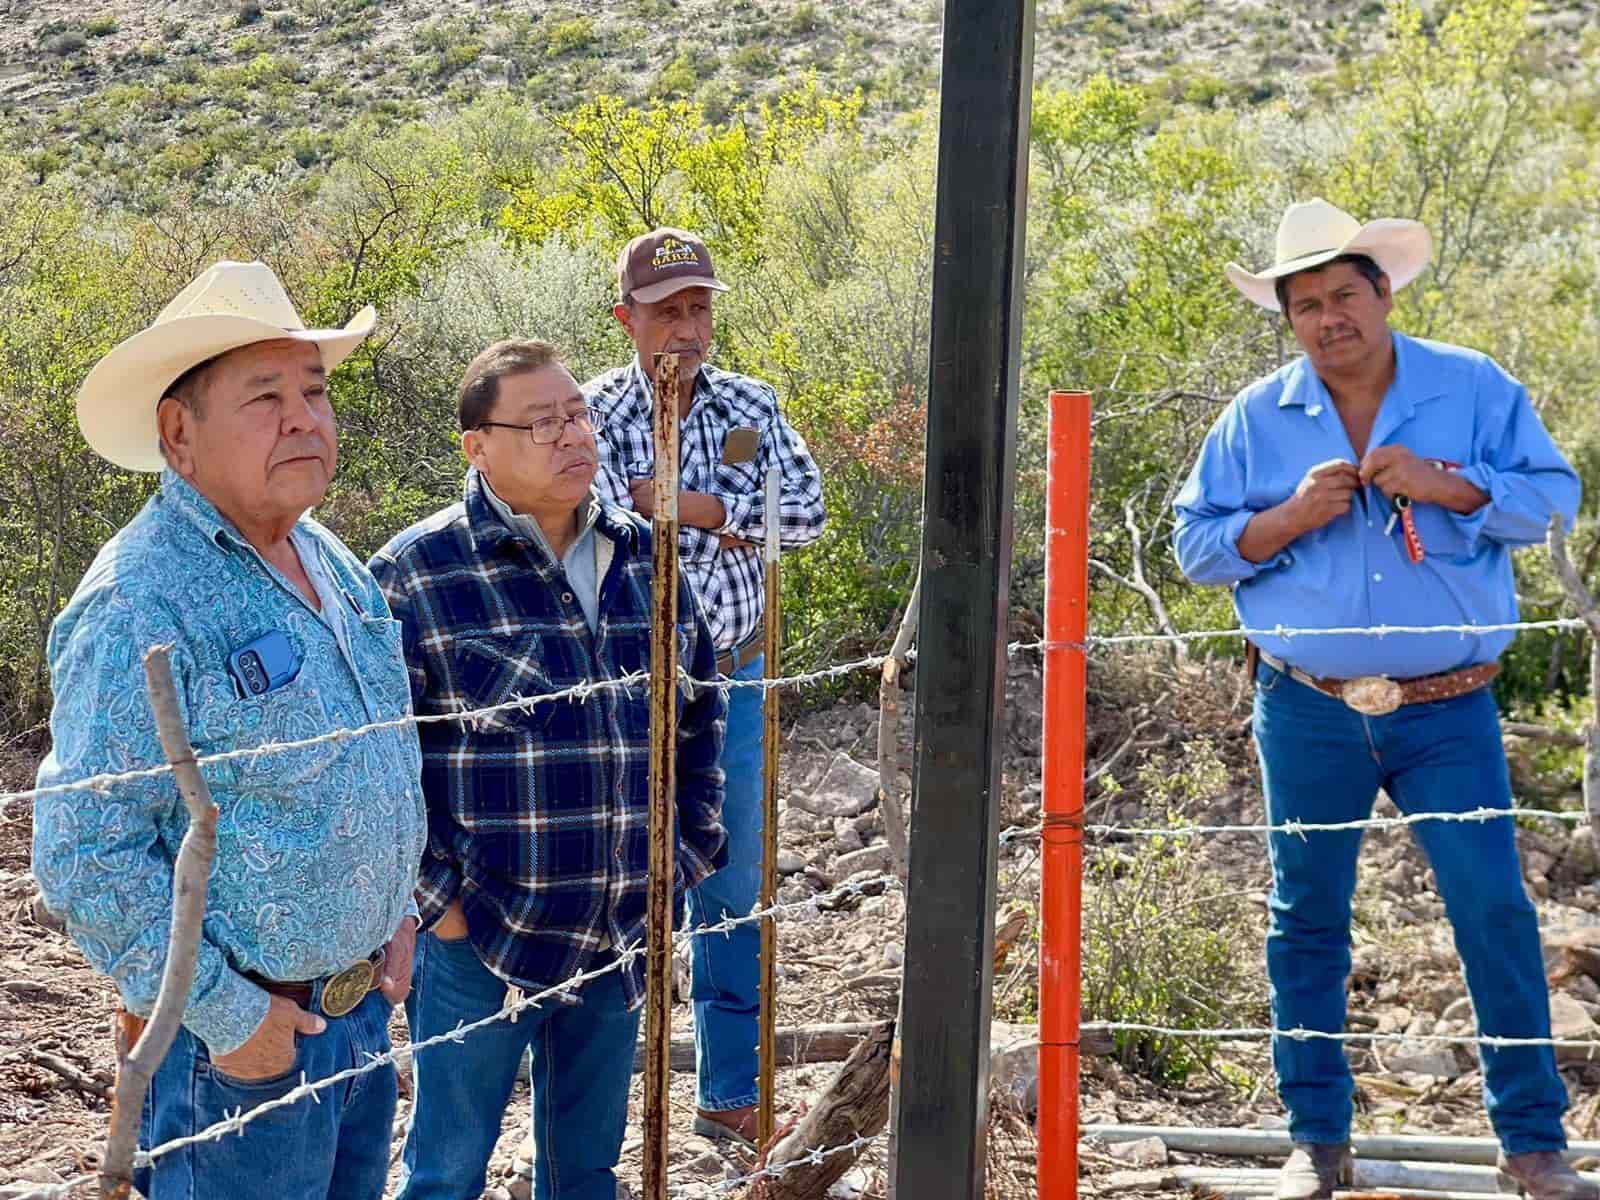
top-left (1173, 332), bottom-right (1581, 679)
top-left (32, 471), bottom-right (426, 1053)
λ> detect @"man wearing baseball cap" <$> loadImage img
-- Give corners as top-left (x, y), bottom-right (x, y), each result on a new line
top-left (585, 227), bottom-right (826, 1147)
top-left (32, 261), bottom-right (425, 1199)
top-left (1174, 200), bottom-right (1583, 1200)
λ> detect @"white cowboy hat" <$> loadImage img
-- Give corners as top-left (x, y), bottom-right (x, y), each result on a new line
top-left (77, 260), bottom-right (376, 472)
top-left (1225, 198), bottom-right (1433, 313)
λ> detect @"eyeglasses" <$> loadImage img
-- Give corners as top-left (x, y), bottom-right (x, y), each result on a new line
top-left (476, 407), bottom-right (603, 446)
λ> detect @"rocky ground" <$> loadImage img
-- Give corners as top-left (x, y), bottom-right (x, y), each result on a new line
top-left (3, 651), bottom-right (1600, 1198)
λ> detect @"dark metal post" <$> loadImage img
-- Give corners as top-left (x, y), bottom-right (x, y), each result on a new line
top-left (892, 0), bottom-right (1035, 1197)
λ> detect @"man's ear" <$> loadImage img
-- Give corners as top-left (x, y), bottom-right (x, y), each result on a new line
top-left (156, 396), bottom-right (196, 476)
top-left (461, 428), bottom-right (488, 472)
top-left (612, 302), bottom-right (634, 337)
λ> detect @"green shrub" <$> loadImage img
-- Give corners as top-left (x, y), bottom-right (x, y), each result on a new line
top-left (237, 1), bottom-right (264, 25)
top-left (547, 16), bottom-right (595, 56)
top-left (85, 14), bottom-right (119, 37)
top-left (788, 1), bottom-right (823, 34)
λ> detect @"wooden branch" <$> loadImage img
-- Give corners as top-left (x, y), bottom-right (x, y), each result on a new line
top-left (1502, 721), bottom-right (1585, 747)
top-left (100, 646), bottom-right (220, 1200)
top-left (753, 1021), bottom-right (894, 1200)
top-left (1547, 515), bottom-right (1600, 836)
top-left (25, 1046), bottom-right (113, 1099)
top-left (877, 574), bottom-right (921, 886)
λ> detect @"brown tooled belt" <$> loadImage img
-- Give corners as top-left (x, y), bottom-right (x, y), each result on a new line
top-left (716, 628), bottom-right (765, 677)
top-left (1256, 647), bottom-right (1499, 716)
top-left (244, 948), bottom-right (386, 1019)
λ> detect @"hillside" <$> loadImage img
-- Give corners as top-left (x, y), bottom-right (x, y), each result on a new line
top-left (3, 0), bottom-right (1595, 194)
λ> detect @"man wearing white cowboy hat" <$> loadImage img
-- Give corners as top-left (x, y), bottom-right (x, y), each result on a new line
top-left (32, 261), bottom-right (426, 1200)
top-left (1175, 200), bottom-right (1584, 1200)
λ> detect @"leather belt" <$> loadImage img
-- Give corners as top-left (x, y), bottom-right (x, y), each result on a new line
top-left (716, 629), bottom-right (764, 677)
top-left (1256, 647), bottom-right (1499, 716)
top-left (245, 948), bottom-right (386, 1019)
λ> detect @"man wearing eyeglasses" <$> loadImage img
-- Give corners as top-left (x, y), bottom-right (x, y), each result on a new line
top-left (369, 339), bottom-right (728, 1200)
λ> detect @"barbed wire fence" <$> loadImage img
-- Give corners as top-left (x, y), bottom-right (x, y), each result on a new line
top-left (5, 612), bottom-right (1600, 1200)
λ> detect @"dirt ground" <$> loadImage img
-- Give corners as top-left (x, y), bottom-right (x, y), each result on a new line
top-left (5, 654), bottom-right (1600, 1198)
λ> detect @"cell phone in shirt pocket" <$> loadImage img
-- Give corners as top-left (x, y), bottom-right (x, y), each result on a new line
top-left (720, 426), bottom-right (760, 465)
top-left (227, 630), bottom-right (302, 698)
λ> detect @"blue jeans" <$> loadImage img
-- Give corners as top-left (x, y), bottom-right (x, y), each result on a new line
top-left (687, 651), bottom-right (765, 1112)
top-left (135, 986), bottom-right (395, 1200)
top-left (396, 932), bottom-right (639, 1200)
top-left (1254, 660), bottom-right (1566, 1153)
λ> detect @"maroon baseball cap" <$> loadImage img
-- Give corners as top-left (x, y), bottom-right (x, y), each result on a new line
top-left (617, 228), bottom-right (730, 304)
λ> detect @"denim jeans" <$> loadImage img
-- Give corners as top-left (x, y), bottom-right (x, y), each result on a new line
top-left (1254, 660), bottom-right (1567, 1153)
top-left (686, 651), bottom-right (764, 1112)
top-left (135, 986), bottom-right (395, 1200)
top-left (395, 931), bottom-right (639, 1200)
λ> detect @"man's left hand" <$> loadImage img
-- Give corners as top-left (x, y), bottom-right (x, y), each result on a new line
top-left (630, 478), bottom-right (656, 518)
top-left (380, 916), bottom-right (418, 1006)
top-left (1359, 445), bottom-right (1445, 504)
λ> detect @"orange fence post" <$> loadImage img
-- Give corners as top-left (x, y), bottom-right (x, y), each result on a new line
top-left (1040, 390), bottom-right (1091, 1200)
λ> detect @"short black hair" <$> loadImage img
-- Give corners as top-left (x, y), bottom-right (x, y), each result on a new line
top-left (162, 353), bottom-right (222, 415)
top-left (1275, 253), bottom-right (1386, 315)
top-left (457, 339), bottom-right (563, 432)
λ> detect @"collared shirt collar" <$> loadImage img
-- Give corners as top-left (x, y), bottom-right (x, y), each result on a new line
top-left (465, 467), bottom-right (618, 563)
top-left (1278, 331), bottom-right (1448, 416)
top-left (159, 468), bottom-right (319, 559)
top-left (622, 356), bottom-right (720, 422)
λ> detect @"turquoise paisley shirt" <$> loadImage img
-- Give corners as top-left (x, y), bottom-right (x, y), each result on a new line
top-left (32, 471), bottom-right (425, 1054)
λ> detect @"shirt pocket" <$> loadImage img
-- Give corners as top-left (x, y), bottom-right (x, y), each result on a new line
top-left (351, 614), bottom-right (413, 720)
top-left (194, 672), bottom-right (340, 790)
top-left (451, 635), bottom-right (560, 738)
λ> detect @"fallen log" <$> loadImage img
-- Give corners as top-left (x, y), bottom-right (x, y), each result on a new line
top-left (1084, 1123), bottom-right (1600, 1166)
top-left (630, 1022), bottom-right (889, 1074)
top-left (750, 1020), bottom-right (893, 1200)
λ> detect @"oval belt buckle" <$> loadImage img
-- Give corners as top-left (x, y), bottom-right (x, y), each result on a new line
top-left (321, 959), bottom-right (374, 1019)
top-left (1343, 676), bottom-right (1403, 717)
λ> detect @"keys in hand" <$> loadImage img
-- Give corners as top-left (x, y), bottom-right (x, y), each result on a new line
top-left (1384, 493), bottom-right (1410, 537)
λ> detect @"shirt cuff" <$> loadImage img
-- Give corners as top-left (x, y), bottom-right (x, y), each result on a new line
top-left (675, 842), bottom-right (719, 894)
top-left (183, 966), bottom-right (272, 1057)
top-left (709, 490), bottom-right (757, 538)
top-left (1222, 510), bottom-right (1291, 580)
top-left (1445, 463), bottom-right (1497, 553)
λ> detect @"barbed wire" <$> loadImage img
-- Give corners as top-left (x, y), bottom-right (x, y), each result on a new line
top-left (998, 803), bottom-right (1591, 847)
top-left (707, 1131), bottom-right (886, 1197)
top-left (0, 871), bottom-right (901, 1200)
top-left (6, 615), bottom-right (1583, 817)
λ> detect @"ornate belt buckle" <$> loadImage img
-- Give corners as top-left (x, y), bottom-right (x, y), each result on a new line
top-left (1342, 676), bottom-right (1402, 717)
top-left (321, 958), bottom-right (375, 1018)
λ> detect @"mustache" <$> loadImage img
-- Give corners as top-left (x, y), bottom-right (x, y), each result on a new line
top-left (269, 438), bottom-right (330, 466)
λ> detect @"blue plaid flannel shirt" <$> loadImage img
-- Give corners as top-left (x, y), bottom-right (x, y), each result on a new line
top-left (584, 360), bottom-right (827, 653)
top-left (368, 469), bottom-right (727, 1005)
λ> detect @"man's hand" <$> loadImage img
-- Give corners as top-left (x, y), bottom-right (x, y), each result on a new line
top-left (1287, 459), bottom-right (1361, 534)
top-left (629, 478), bottom-right (655, 518)
top-left (432, 898), bottom-right (469, 941)
top-left (717, 534), bottom-right (756, 551)
top-left (212, 993), bottom-right (324, 1082)
top-left (1359, 445), bottom-right (1440, 503)
top-left (380, 916), bottom-right (418, 1005)
top-left (1359, 445), bottom-right (1489, 515)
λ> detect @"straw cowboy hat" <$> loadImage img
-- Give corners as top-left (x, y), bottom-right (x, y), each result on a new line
top-left (1225, 198), bottom-right (1432, 313)
top-left (77, 260), bottom-right (376, 472)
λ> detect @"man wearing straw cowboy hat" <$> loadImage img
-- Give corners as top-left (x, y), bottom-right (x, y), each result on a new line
top-left (1175, 200), bottom-right (1584, 1200)
top-left (32, 261), bottom-right (426, 1200)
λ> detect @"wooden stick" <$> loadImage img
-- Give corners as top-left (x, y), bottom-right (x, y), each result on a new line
top-left (643, 352), bottom-right (682, 1200)
top-left (101, 645), bottom-right (220, 1199)
top-left (1548, 514), bottom-right (1600, 833)
top-left (758, 466), bottom-right (782, 1148)
top-left (877, 574), bottom-right (920, 886)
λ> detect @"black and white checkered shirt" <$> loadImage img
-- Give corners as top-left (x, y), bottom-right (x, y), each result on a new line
top-left (584, 360), bottom-right (827, 654)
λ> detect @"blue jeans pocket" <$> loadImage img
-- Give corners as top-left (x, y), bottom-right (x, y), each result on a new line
top-left (198, 1036), bottom-right (305, 1096)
